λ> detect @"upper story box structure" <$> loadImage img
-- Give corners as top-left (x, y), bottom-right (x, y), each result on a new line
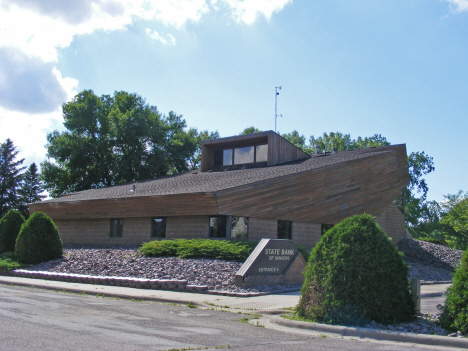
top-left (200, 131), bottom-right (310, 172)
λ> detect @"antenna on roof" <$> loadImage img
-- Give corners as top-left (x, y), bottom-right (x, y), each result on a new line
top-left (275, 86), bottom-right (282, 133)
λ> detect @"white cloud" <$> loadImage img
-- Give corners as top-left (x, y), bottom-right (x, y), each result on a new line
top-left (0, 47), bottom-right (77, 113)
top-left (145, 28), bottom-right (176, 45)
top-left (0, 0), bottom-right (291, 164)
top-left (221, 0), bottom-right (292, 24)
top-left (0, 107), bottom-right (64, 167)
top-left (444, 0), bottom-right (468, 12)
top-left (0, 1), bottom-right (292, 62)
top-left (0, 0), bottom-right (133, 63)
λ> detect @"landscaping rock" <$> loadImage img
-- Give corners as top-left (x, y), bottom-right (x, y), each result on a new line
top-left (398, 238), bottom-right (461, 283)
top-left (23, 245), bottom-right (300, 294)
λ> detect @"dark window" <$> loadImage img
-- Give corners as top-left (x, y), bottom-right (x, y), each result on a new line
top-left (231, 216), bottom-right (248, 240)
top-left (151, 217), bottom-right (166, 238)
top-left (110, 219), bottom-right (123, 238)
top-left (209, 216), bottom-right (227, 238)
top-left (321, 224), bottom-right (334, 235)
top-left (214, 149), bottom-right (223, 167)
top-left (277, 220), bottom-right (292, 240)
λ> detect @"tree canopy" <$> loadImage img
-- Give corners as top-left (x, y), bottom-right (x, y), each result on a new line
top-left (240, 127), bottom-right (262, 135)
top-left (41, 90), bottom-right (206, 198)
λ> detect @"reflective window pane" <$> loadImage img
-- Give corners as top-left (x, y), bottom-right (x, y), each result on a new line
top-left (231, 217), bottom-right (248, 240)
top-left (223, 149), bottom-right (233, 166)
top-left (234, 146), bottom-right (254, 165)
top-left (151, 217), bottom-right (166, 238)
top-left (256, 144), bottom-right (268, 163)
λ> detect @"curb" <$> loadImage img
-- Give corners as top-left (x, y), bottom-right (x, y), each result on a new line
top-left (421, 292), bottom-right (445, 298)
top-left (0, 276), bottom-right (207, 307)
top-left (0, 269), bottom-right (300, 297)
top-left (270, 316), bottom-right (468, 349)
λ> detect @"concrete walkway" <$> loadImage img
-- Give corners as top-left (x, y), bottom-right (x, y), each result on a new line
top-left (0, 276), bottom-right (462, 349)
top-left (0, 275), bottom-right (449, 313)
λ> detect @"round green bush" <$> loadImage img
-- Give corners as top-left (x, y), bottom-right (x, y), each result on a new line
top-left (439, 250), bottom-right (468, 334)
top-left (15, 212), bottom-right (62, 264)
top-left (296, 214), bottom-right (416, 326)
top-left (0, 210), bottom-right (25, 253)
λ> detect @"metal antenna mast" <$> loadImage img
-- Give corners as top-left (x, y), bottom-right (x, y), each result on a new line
top-left (275, 86), bottom-right (282, 133)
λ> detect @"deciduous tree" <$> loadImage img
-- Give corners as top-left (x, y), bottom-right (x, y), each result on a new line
top-left (188, 130), bottom-right (219, 170)
top-left (240, 127), bottom-right (262, 135)
top-left (41, 90), bottom-right (201, 197)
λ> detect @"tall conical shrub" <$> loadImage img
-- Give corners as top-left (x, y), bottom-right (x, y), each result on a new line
top-left (439, 250), bottom-right (468, 334)
top-left (296, 214), bottom-right (415, 326)
top-left (15, 212), bottom-right (62, 264)
top-left (0, 210), bottom-right (25, 253)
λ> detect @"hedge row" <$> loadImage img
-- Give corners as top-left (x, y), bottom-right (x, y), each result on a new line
top-left (139, 239), bottom-right (259, 261)
top-left (140, 239), bottom-right (310, 262)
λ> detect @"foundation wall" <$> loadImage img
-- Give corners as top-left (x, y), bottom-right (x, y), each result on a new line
top-left (292, 222), bottom-right (321, 249)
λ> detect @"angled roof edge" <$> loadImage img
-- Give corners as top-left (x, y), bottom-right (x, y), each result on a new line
top-left (33, 144), bottom-right (407, 205)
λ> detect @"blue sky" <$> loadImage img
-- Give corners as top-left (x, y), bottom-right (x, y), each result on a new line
top-left (0, 0), bottom-right (467, 202)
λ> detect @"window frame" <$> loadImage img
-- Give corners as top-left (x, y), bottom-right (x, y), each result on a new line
top-left (209, 215), bottom-right (228, 238)
top-left (230, 216), bottom-right (249, 240)
top-left (213, 144), bottom-right (268, 168)
top-left (277, 220), bottom-right (292, 240)
top-left (110, 218), bottom-right (123, 238)
top-left (151, 217), bottom-right (167, 239)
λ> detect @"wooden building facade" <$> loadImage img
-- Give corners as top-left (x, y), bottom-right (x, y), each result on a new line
top-left (30, 131), bottom-right (409, 248)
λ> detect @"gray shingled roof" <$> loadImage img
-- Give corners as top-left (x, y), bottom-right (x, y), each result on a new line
top-left (43, 146), bottom-right (399, 203)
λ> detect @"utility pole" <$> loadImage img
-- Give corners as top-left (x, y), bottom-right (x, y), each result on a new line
top-left (275, 86), bottom-right (282, 133)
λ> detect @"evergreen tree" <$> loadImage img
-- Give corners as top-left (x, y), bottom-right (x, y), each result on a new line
top-left (0, 139), bottom-right (25, 218)
top-left (18, 163), bottom-right (46, 218)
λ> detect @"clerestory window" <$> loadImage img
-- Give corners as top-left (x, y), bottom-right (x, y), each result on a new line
top-left (213, 144), bottom-right (268, 167)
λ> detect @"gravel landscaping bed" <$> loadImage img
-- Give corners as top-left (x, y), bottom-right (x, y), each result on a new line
top-left (398, 238), bottom-right (461, 284)
top-left (23, 245), bottom-right (300, 294)
top-left (22, 238), bottom-right (460, 290)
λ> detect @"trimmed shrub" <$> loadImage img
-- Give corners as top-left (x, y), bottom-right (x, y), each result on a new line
top-left (295, 244), bottom-right (310, 262)
top-left (0, 252), bottom-right (23, 270)
top-left (296, 214), bottom-right (415, 326)
top-left (15, 212), bottom-right (62, 264)
top-left (0, 210), bottom-right (25, 253)
top-left (439, 250), bottom-right (468, 334)
top-left (139, 239), bottom-right (258, 262)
